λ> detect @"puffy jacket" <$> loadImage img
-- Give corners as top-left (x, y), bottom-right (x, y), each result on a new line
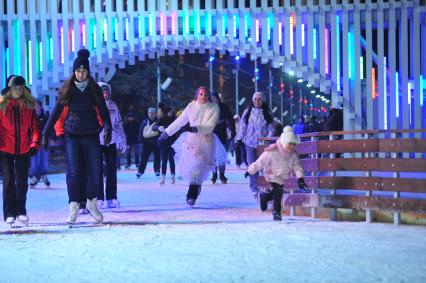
top-left (0, 98), bottom-right (40, 155)
top-left (247, 140), bottom-right (304, 185)
top-left (43, 82), bottom-right (111, 138)
top-left (236, 108), bottom-right (274, 148)
top-left (99, 100), bottom-right (126, 147)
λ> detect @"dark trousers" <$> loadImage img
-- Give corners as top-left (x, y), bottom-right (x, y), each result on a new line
top-left (160, 146), bottom-right (175, 175)
top-left (126, 143), bottom-right (140, 166)
top-left (187, 184), bottom-right (201, 201)
top-left (65, 136), bottom-right (102, 203)
top-left (264, 182), bottom-right (284, 214)
top-left (100, 143), bottom-right (118, 201)
top-left (0, 153), bottom-right (31, 220)
top-left (138, 142), bottom-right (160, 174)
top-left (236, 141), bottom-right (248, 166)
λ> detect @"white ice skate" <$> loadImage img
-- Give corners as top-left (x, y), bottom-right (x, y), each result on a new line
top-left (86, 198), bottom-right (104, 222)
top-left (67, 202), bottom-right (79, 224)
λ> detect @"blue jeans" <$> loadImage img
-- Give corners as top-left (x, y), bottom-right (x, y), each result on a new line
top-left (245, 145), bottom-right (259, 194)
top-left (65, 136), bottom-right (102, 203)
top-left (30, 147), bottom-right (49, 177)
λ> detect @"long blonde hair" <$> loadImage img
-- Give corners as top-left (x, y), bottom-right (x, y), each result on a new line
top-left (0, 86), bottom-right (36, 111)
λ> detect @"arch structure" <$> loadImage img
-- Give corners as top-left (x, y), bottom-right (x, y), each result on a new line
top-left (0, 0), bottom-right (425, 132)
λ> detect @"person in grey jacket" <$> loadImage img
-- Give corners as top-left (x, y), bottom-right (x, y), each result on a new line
top-left (98, 82), bottom-right (126, 208)
top-left (235, 92), bottom-right (274, 198)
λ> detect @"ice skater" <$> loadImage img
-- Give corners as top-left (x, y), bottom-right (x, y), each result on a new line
top-left (245, 126), bottom-right (308, 221)
top-left (0, 76), bottom-right (40, 225)
top-left (158, 86), bottom-right (226, 206)
top-left (42, 49), bottom-right (112, 225)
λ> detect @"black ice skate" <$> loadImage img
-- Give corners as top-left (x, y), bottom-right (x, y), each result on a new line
top-left (219, 174), bottom-right (228, 184)
top-left (211, 172), bottom-right (218, 184)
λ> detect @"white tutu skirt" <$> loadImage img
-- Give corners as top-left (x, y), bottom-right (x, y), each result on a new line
top-left (172, 132), bottom-right (227, 185)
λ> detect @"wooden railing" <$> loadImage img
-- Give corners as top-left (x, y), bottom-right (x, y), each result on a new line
top-left (257, 129), bottom-right (426, 225)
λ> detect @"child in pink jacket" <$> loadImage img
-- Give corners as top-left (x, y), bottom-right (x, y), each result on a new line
top-left (245, 126), bottom-right (308, 221)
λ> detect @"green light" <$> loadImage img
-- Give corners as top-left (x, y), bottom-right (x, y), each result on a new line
top-left (6, 48), bottom-right (10, 78)
top-left (49, 37), bottom-right (53, 60)
top-left (222, 15), bottom-right (227, 36)
top-left (38, 41), bottom-right (43, 73)
top-left (195, 12), bottom-right (200, 34)
top-left (244, 14), bottom-right (249, 38)
top-left (13, 20), bottom-right (21, 75)
top-left (206, 13), bottom-right (212, 36)
top-left (185, 12), bottom-right (189, 35)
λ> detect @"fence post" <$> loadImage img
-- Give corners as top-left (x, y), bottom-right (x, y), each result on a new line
top-left (364, 133), bottom-right (373, 223)
top-left (391, 132), bottom-right (401, 225)
top-left (329, 134), bottom-right (337, 221)
top-left (311, 134), bottom-right (317, 219)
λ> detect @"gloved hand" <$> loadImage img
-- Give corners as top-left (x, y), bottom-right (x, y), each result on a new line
top-left (29, 147), bottom-right (38, 156)
top-left (298, 177), bottom-right (308, 191)
top-left (41, 135), bottom-right (49, 150)
top-left (244, 171), bottom-right (251, 178)
top-left (104, 130), bottom-right (112, 145)
top-left (188, 126), bottom-right (198, 133)
top-left (158, 131), bottom-right (169, 141)
top-left (158, 126), bottom-right (165, 133)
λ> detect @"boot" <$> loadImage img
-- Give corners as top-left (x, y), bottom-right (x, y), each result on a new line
top-left (211, 172), bottom-right (218, 184)
top-left (187, 185), bottom-right (201, 206)
top-left (272, 184), bottom-right (284, 221)
top-left (259, 191), bottom-right (273, 212)
top-left (171, 174), bottom-right (175, 184)
top-left (41, 175), bottom-right (50, 186)
top-left (159, 175), bottom-right (166, 185)
top-left (86, 198), bottom-right (104, 222)
top-left (67, 202), bottom-right (79, 224)
top-left (219, 173), bottom-right (228, 184)
top-left (29, 176), bottom-right (38, 187)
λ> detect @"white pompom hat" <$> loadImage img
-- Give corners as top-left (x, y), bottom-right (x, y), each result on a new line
top-left (279, 125), bottom-right (300, 146)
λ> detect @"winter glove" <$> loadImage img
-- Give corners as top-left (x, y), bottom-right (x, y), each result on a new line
top-left (29, 147), bottom-right (38, 157)
top-left (244, 171), bottom-right (251, 178)
top-left (158, 126), bottom-right (165, 133)
top-left (188, 126), bottom-right (198, 133)
top-left (297, 177), bottom-right (308, 191)
top-left (41, 135), bottom-right (49, 150)
top-left (103, 130), bottom-right (112, 145)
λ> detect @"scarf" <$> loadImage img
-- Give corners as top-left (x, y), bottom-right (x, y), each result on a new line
top-left (74, 79), bottom-right (89, 92)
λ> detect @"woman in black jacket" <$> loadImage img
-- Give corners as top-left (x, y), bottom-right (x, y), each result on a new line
top-left (42, 49), bottom-right (112, 225)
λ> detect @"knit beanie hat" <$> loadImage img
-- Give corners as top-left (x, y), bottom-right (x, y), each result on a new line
top-left (280, 126), bottom-right (300, 146)
top-left (98, 82), bottom-right (111, 93)
top-left (10, 76), bottom-right (26, 87)
top-left (148, 107), bottom-right (156, 114)
top-left (73, 49), bottom-right (91, 73)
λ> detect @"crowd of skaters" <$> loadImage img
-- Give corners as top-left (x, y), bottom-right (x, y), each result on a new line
top-left (0, 48), bottom-right (344, 225)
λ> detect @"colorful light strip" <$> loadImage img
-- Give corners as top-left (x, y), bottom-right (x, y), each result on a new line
top-left (290, 15), bottom-right (294, 55)
top-left (196, 13), bottom-right (200, 35)
top-left (348, 31), bottom-right (354, 79)
top-left (71, 29), bottom-right (75, 52)
top-left (336, 16), bottom-right (340, 91)
top-left (125, 17), bottom-right (129, 39)
top-left (222, 15), bottom-right (227, 36)
top-left (138, 16), bottom-right (143, 38)
top-left (82, 23), bottom-right (86, 46)
top-left (244, 14), bottom-right (249, 38)
top-left (408, 81), bottom-right (412, 105)
top-left (150, 14), bottom-right (155, 36)
top-left (60, 26), bottom-right (64, 64)
top-left (49, 37), bottom-right (53, 60)
top-left (233, 15), bottom-right (237, 38)
top-left (255, 19), bottom-right (260, 42)
top-left (396, 72), bottom-right (399, 117)
top-left (114, 18), bottom-right (118, 40)
top-left (384, 57), bottom-right (387, 129)
top-left (6, 48), bottom-right (10, 78)
top-left (421, 75), bottom-right (424, 106)
top-left (206, 13), bottom-right (212, 36)
top-left (360, 56), bottom-right (364, 79)
top-left (39, 41), bottom-right (43, 72)
top-left (171, 13), bottom-right (177, 35)
top-left (27, 40), bottom-right (32, 85)
top-left (93, 25), bottom-right (97, 48)
top-left (103, 18), bottom-right (108, 41)
top-left (185, 12), bottom-right (189, 35)
top-left (372, 68), bottom-right (376, 99)
top-left (301, 23), bottom-right (305, 47)
top-left (267, 15), bottom-right (271, 41)
top-left (160, 13), bottom-right (165, 35)
top-left (278, 22), bottom-right (282, 45)
top-left (313, 28), bottom-right (317, 60)
top-left (13, 20), bottom-right (21, 75)
top-left (324, 28), bottom-right (329, 74)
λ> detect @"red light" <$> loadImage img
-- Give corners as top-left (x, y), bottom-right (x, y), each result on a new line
top-left (304, 99), bottom-right (308, 104)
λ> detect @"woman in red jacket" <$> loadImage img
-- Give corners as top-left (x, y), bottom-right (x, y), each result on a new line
top-left (0, 76), bottom-right (40, 224)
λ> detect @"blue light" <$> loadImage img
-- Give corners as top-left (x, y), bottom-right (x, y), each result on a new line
top-left (209, 56), bottom-right (215, 62)
top-left (255, 68), bottom-right (259, 73)
top-left (235, 55), bottom-right (240, 61)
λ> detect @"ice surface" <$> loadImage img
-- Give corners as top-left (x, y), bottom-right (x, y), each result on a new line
top-left (0, 164), bottom-right (425, 283)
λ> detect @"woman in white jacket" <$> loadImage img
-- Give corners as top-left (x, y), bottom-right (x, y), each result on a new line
top-left (159, 86), bottom-right (220, 206)
top-left (245, 126), bottom-right (308, 221)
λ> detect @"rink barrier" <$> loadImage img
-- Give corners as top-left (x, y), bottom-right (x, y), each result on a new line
top-left (257, 129), bottom-right (426, 225)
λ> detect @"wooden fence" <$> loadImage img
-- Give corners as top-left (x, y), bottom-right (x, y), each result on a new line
top-left (257, 129), bottom-right (426, 225)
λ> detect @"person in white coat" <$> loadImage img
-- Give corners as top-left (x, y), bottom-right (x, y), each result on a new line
top-left (158, 86), bottom-right (222, 206)
top-left (245, 126), bottom-right (308, 221)
top-left (98, 82), bottom-right (127, 208)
